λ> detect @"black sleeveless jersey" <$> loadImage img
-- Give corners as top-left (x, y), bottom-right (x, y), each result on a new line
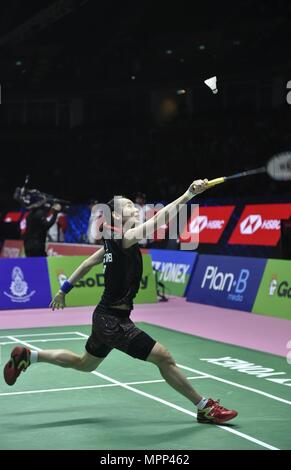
top-left (99, 235), bottom-right (143, 310)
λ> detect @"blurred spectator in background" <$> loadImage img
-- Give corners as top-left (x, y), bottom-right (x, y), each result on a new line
top-left (46, 210), bottom-right (68, 242)
top-left (24, 201), bottom-right (62, 257)
top-left (19, 211), bottom-right (29, 239)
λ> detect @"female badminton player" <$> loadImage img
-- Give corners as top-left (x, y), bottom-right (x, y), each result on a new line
top-left (4, 179), bottom-right (238, 424)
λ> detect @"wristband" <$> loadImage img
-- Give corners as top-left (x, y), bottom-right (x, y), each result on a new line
top-left (60, 280), bottom-right (73, 294)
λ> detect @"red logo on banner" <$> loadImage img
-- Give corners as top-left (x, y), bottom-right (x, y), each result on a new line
top-left (228, 204), bottom-right (291, 246)
top-left (180, 206), bottom-right (235, 244)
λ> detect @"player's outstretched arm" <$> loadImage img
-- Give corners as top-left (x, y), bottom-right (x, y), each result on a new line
top-left (123, 179), bottom-right (208, 248)
top-left (49, 247), bottom-right (105, 310)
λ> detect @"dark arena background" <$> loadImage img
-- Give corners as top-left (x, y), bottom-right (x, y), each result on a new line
top-left (0, 0), bottom-right (291, 460)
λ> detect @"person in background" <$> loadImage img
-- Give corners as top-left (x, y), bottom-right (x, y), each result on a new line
top-left (46, 211), bottom-right (68, 242)
top-left (19, 211), bottom-right (29, 240)
top-left (23, 200), bottom-right (62, 257)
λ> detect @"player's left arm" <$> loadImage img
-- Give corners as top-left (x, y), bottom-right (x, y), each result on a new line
top-left (50, 247), bottom-right (105, 310)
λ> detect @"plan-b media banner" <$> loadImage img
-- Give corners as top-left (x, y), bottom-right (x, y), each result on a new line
top-left (150, 249), bottom-right (198, 296)
top-left (0, 258), bottom-right (51, 309)
top-left (186, 255), bottom-right (266, 312)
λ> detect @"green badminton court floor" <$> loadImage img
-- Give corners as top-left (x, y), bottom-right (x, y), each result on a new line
top-left (0, 323), bottom-right (290, 450)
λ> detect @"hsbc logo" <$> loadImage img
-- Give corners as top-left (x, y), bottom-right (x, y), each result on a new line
top-left (190, 216), bottom-right (208, 233)
top-left (182, 206), bottom-right (235, 245)
top-left (190, 216), bottom-right (224, 234)
top-left (240, 215), bottom-right (262, 234)
top-left (240, 214), bottom-right (280, 234)
top-left (229, 204), bottom-right (291, 246)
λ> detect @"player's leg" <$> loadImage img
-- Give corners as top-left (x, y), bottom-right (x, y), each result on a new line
top-left (146, 342), bottom-right (202, 405)
top-left (119, 320), bottom-right (238, 424)
top-left (3, 328), bottom-right (111, 386)
top-left (3, 347), bottom-right (106, 386)
top-left (146, 342), bottom-right (238, 424)
top-left (110, 317), bottom-right (201, 403)
top-left (36, 327), bottom-right (112, 371)
top-left (112, 320), bottom-right (202, 403)
top-left (37, 349), bottom-right (105, 371)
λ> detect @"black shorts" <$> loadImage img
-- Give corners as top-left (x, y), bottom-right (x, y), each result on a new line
top-left (85, 304), bottom-right (156, 361)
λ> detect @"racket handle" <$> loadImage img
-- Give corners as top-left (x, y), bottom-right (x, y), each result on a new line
top-left (207, 177), bottom-right (225, 188)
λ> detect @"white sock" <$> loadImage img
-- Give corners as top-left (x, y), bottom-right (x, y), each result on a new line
top-left (196, 397), bottom-right (209, 410)
top-left (30, 350), bottom-right (38, 364)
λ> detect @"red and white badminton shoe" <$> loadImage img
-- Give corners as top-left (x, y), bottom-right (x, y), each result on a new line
top-left (197, 399), bottom-right (238, 424)
top-left (3, 346), bottom-right (31, 386)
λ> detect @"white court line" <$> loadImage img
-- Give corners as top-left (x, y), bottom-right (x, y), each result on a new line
top-left (6, 336), bottom-right (42, 352)
top-left (0, 376), bottom-right (207, 397)
top-left (177, 363), bottom-right (291, 407)
top-left (74, 332), bottom-right (279, 450)
top-left (1, 333), bottom-right (280, 450)
top-left (0, 338), bottom-right (85, 345)
top-left (0, 331), bottom-right (79, 339)
top-left (70, 332), bottom-right (291, 407)
top-left (7, 332), bottom-right (291, 405)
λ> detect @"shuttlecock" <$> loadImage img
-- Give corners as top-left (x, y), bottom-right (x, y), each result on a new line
top-left (204, 76), bottom-right (218, 94)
